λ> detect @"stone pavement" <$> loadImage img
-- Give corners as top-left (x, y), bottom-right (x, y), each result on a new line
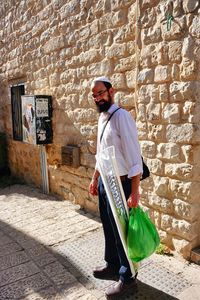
top-left (0, 184), bottom-right (199, 300)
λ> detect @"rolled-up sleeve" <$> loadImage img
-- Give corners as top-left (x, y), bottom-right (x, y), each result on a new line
top-left (118, 111), bottom-right (143, 178)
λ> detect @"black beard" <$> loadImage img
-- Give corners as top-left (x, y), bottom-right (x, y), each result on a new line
top-left (95, 96), bottom-right (112, 113)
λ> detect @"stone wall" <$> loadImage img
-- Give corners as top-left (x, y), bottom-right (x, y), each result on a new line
top-left (0, 0), bottom-right (200, 258)
top-left (137, 0), bottom-right (200, 258)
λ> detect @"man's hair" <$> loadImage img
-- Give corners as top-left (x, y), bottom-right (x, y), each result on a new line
top-left (103, 81), bottom-right (112, 90)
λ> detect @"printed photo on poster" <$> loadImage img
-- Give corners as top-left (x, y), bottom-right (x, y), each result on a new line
top-left (21, 96), bottom-right (36, 144)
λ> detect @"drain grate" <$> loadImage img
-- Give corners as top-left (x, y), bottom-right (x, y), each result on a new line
top-left (54, 229), bottom-right (191, 299)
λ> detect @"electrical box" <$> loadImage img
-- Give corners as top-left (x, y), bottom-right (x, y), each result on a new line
top-left (21, 95), bottom-right (52, 145)
top-left (61, 145), bottom-right (80, 168)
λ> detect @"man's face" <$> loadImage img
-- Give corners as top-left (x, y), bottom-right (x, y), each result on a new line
top-left (92, 81), bottom-right (114, 113)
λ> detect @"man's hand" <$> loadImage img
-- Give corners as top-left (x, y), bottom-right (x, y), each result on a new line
top-left (89, 179), bottom-right (98, 196)
top-left (127, 192), bottom-right (140, 208)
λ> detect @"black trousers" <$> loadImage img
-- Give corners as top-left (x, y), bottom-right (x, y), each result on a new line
top-left (98, 176), bottom-right (133, 283)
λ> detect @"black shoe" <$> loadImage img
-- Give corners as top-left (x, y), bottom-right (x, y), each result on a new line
top-left (105, 277), bottom-right (137, 298)
top-left (93, 265), bottom-right (119, 280)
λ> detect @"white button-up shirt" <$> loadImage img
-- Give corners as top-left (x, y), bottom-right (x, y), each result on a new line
top-left (95, 103), bottom-right (143, 178)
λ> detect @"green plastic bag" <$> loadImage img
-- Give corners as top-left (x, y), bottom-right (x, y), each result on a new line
top-left (127, 206), bottom-right (160, 262)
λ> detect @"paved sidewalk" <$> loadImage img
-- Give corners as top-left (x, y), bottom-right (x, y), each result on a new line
top-left (0, 184), bottom-right (199, 300)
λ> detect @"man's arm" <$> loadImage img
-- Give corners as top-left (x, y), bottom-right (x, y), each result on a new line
top-left (89, 169), bottom-right (100, 196)
top-left (127, 173), bottom-right (140, 208)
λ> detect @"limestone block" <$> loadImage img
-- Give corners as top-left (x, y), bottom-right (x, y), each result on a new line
top-left (171, 64), bottom-right (179, 81)
top-left (84, 199), bottom-right (98, 214)
top-left (81, 153), bottom-right (96, 168)
top-left (137, 121), bottom-right (148, 139)
top-left (141, 43), bottom-right (167, 67)
top-left (148, 124), bottom-right (165, 141)
top-left (72, 108), bottom-right (97, 123)
top-left (183, 0), bottom-right (199, 13)
top-left (110, 73), bottom-right (126, 89)
top-left (114, 23), bottom-right (135, 43)
top-left (173, 0), bottom-right (185, 17)
top-left (77, 66), bottom-right (87, 79)
top-left (161, 214), bottom-right (173, 231)
top-left (168, 41), bottom-right (182, 63)
top-left (105, 43), bottom-right (127, 59)
top-left (32, 21), bottom-right (46, 37)
top-left (182, 36), bottom-right (195, 59)
top-left (137, 69), bottom-right (154, 84)
top-left (166, 124), bottom-right (200, 143)
top-left (157, 143), bottom-right (180, 161)
top-left (162, 103), bottom-right (180, 123)
top-left (125, 70), bottom-right (136, 88)
top-left (189, 15), bottom-right (200, 38)
top-left (165, 163), bottom-right (193, 180)
top-left (172, 238), bottom-right (194, 258)
top-left (112, 10), bottom-right (127, 27)
top-left (43, 36), bottom-right (65, 54)
top-left (159, 84), bottom-right (168, 102)
top-left (140, 0), bottom-right (159, 9)
top-left (114, 91), bottom-right (127, 105)
top-left (170, 81), bottom-right (199, 102)
top-left (181, 145), bottom-right (193, 164)
top-left (182, 101), bottom-right (200, 123)
top-left (140, 7), bottom-right (156, 28)
top-left (35, 78), bottom-right (49, 90)
top-left (154, 65), bottom-right (171, 83)
top-left (60, 0), bottom-right (80, 19)
top-left (146, 103), bottom-right (161, 122)
top-left (39, 5), bottom-right (53, 20)
top-left (71, 186), bottom-right (88, 207)
top-left (87, 59), bottom-right (112, 76)
top-left (49, 73), bottom-right (61, 87)
top-left (148, 209), bottom-right (161, 228)
top-left (142, 27), bottom-right (162, 45)
top-left (158, 229), bottom-right (172, 245)
top-left (115, 56), bottom-right (136, 72)
top-left (80, 124), bottom-right (97, 139)
top-left (161, 16), bottom-right (186, 41)
top-left (60, 69), bottom-right (76, 84)
top-left (180, 58), bottom-right (197, 80)
top-left (90, 19), bottom-right (99, 36)
top-left (156, 43), bottom-right (169, 65)
top-left (59, 94), bottom-right (79, 110)
top-left (151, 194), bottom-right (173, 214)
top-left (126, 41), bottom-right (135, 55)
top-left (138, 85), bottom-right (151, 104)
top-left (137, 104), bottom-right (146, 122)
top-left (88, 140), bottom-right (97, 155)
top-left (191, 145), bottom-right (200, 164)
top-left (169, 179), bottom-right (199, 203)
top-left (79, 49), bottom-right (103, 65)
top-left (171, 219), bottom-right (198, 241)
top-left (146, 158), bottom-right (164, 175)
top-left (78, 25), bottom-right (91, 40)
top-left (154, 176), bottom-right (169, 197)
top-left (119, 93), bottom-right (135, 107)
top-left (140, 45), bottom-right (155, 68)
top-left (173, 198), bottom-right (200, 222)
top-left (140, 141), bottom-right (156, 158)
top-left (111, 0), bottom-right (133, 9)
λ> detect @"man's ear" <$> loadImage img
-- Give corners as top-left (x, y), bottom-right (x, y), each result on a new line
top-left (109, 87), bottom-right (115, 97)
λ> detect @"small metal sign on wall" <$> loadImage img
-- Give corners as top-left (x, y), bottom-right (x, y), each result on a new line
top-left (61, 145), bottom-right (80, 168)
top-left (21, 95), bottom-right (53, 194)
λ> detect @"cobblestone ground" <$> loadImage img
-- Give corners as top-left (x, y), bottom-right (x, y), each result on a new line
top-left (0, 184), bottom-right (200, 300)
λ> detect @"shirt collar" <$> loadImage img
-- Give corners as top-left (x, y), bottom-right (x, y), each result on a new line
top-left (107, 103), bottom-right (119, 114)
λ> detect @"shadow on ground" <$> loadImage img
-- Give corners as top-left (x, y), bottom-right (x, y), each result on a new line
top-left (0, 184), bottom-right (190, 299)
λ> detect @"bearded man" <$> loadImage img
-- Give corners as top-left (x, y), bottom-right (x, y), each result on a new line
top-left (89, 76), bottom-right (143, 298)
